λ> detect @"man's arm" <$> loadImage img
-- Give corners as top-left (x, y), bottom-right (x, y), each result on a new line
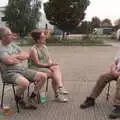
top-left (0, 50), bottom-right (29, 65)
top-left (15, 51), bottom-right (29, 61)
top-left (11, 44), bottom-right (30, 61)
top-left (1, 53), bottom-right (20, 65)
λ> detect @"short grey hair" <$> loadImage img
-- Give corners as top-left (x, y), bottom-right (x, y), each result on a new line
top-left (0, 27), bottom-right (10, 39)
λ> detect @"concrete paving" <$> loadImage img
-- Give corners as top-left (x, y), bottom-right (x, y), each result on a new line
top-left (1, 45), bottom-right (120, 120)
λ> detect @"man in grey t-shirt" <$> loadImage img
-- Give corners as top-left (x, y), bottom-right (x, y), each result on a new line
top-left (0, 27), bottom-right (47, 109)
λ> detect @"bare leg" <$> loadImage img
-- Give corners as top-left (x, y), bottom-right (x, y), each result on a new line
top-left (33, 72), bottom-right (47, 94)
top-left (51, 80), bottom-right (57, 95)
top-left (50, 65), bottom-right (63, 88)
top-left (46, 70), bottom-right (58, 94)
top-left (15, 76), bottom-right (29, 97)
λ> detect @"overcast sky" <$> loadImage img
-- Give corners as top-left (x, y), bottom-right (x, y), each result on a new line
top-left (0, 0), bottom-right (120, 23)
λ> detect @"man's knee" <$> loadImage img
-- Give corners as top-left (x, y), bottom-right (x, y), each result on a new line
top-left (16, 77), bottom-right (29, 89)
top-left (99, 74), bottom-right (110, 83)
top-left (22, 80), bottom-right (29, 88)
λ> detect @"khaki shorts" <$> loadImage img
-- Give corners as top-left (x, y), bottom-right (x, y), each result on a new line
top-left (2, 68), bottom-right (37, 83)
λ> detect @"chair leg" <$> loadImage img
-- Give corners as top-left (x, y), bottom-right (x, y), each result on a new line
top-left (27, 84), bottom-right (30, 97)
top-left (45, 79), bottom-right (49, 96)
top-left (12, 84), bottom-right (20, 113)
top-left (37, 91), bottom-right (40, 104)
top-left (1, 83), bottom-right (5, 108)
top-left (106, 82), bottom-right (110, 101)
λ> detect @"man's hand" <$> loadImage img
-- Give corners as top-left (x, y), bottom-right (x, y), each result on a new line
top-left (16, 51), bottom-right (29, 60)
top-left (3, 56), bottom-right (20, 65)
top-left (12, 58), bottom-right (20, 64)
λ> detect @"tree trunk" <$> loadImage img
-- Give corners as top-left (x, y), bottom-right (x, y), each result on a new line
top-left (62, 31), bottom-right (65, 39)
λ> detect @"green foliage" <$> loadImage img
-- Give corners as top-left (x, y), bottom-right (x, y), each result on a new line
top-left (101, 18), bottom-right (112, 27)
top-left (19, 33), bottom-right (107, 46)
top-left (45, 35), bottom-right (104, 46)
top-left (2, 0), bottom-right (41, 37)
top-left (46, 36), bottom-right (61, 43)
top-left (91, 16), bottom-right (101, 30)
top-left (79, 21), bottom-right (92, 34)
top-left (44, 0), bottom-right (90, 33)
top-left (71, 21), bottom-right (92, 34)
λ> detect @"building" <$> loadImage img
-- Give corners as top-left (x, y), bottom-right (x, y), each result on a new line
top-left (0, 5), bottom-right (53, 30)
top-left (38, 12), bottom-right (53, 30)
top-left (38, 1), bottom-right (53, 30)
top-left (0, 6), bottom-right (6, 27)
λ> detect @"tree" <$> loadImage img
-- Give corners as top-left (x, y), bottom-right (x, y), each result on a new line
top-left (2, 0), bottom-right (41, 37)
top-left (44, 0), bottom-right (90, 38)
top-left (71, 21), bottom-right (91, 34)
top-left (91, 16), bottom-right (101, 30)
top-left (80, 21), bottom-right (91, 34)
top-left (101, 18), bottom-right (112, 27)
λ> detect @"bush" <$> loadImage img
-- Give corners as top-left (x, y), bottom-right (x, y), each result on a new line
top-left (18, 35), bottom-right (106, 46)
top-left (46, 36), bottom-right (61, 43)
top-left (19, 36), bottom-right (35, 46)
top-left (46, 35), bottom-right (104, 46)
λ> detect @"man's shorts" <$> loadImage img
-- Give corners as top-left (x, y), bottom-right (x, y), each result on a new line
top-left (1, 68), bottom-right (37, 84)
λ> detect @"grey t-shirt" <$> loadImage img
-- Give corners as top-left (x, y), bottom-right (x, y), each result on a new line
top-left (0, 42), bottom-right (27, 72)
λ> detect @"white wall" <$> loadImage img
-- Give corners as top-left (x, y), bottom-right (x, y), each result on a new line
top-left (0, 7), bottom-right (6, 27)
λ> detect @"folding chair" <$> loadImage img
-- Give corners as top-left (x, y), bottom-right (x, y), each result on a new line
top-left (0, 77), bottom-right (37, 113)
top-left (0, 60), bottom-right (49, 112)
top-left (0, 80), bottom-right (41, 113)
